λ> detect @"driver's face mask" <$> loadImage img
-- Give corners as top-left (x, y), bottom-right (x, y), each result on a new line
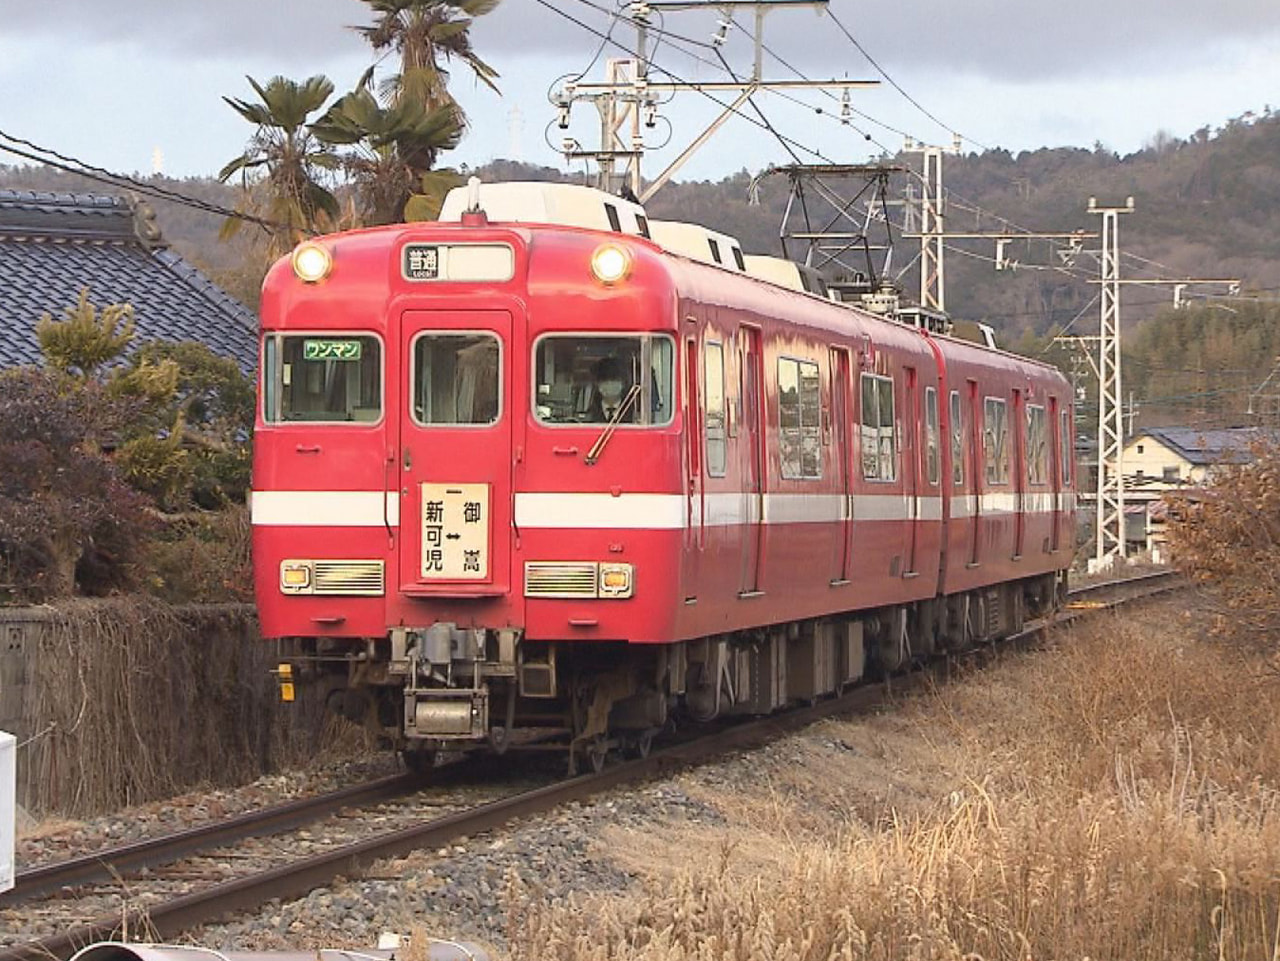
top-left (599, 379), bottom-right (625, 402)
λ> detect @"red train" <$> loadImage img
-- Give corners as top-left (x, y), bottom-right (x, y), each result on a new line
top-left (252, 181), bottom-right (1075, 771)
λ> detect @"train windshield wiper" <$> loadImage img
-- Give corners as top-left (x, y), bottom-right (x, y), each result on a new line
top-left (584, 383), bottom-right (642, 465)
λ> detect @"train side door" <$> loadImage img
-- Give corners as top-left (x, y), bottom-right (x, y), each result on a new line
top-left (968, 379), bottom-right (982, 567)
top-left (830, 347), bottom-right (853, 584)
top-left (1012, 388), bottom-right (1026, 559)
top-left (397, 309), bottom-right (513, 596)
top-left (903, 366), bottom-right (920, 576)
top-left (739, 326), bottom-right (765, 595)
top-left (1050, 398), bottom-right (1064, 553)
top-left (683, 333), bottom-right (705, 560)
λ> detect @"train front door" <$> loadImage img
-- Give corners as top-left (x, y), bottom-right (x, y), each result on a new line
top-left (397, 309), bottom-right (514, 597)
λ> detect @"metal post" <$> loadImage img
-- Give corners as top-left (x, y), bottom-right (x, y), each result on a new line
top-left (0, 730), bottom-right (14, 894)
top-left (1089, 196), bottom-right (1134, 571)
top-left (917, 146), bottom-right (944, 311)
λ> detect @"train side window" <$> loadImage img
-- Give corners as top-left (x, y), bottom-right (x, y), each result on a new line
top-left (860, 372), bottom-right (896, 481)
top-left (1026, 404), bottom-right (1048, 485)
top-left (925, 386), bottom-right (939, 486)
top-left (708, 238), bottom-right (723, 265)
top-left (704, 341), bottom-right (727, 477)
top-left (950, 389), bottom-right (964, 485)
top-left (1060, 408), bottom-right (1073, 484)
top-left (983, 397), bottom-right (1009, 485)
top-left (779, 356), bottom-right (821, 479)
top-left (263, 333), bottom-right (382, 423)
top-left (412, 332), bottom-right (501, 426)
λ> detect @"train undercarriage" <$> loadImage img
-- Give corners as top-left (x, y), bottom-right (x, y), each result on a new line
top-left (284, 572), bottom-right (1067, 774)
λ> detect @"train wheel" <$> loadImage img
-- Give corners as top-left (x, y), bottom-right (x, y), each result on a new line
top-left (401, 747), bottom-right (437, 776)
top-left (632, 730), bottom-right (654, 759)
top-left (587, 738), bottom-right (609, 773)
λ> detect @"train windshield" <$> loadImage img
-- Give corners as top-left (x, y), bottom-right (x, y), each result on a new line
top-left (533, 334), bottom-right (674, 426)
top-left (262, 334), bottom-right (382, 423)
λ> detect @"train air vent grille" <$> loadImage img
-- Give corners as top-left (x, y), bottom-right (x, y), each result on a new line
top-left (313, 560), bottom-right (385, 596)
top-left (524, 562), bottom-right (599, 598)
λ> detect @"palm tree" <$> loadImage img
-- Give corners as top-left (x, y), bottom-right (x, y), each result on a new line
top-left (312, 84), bottom-right (464, 224)
top-left (218, 75), bottom-right (341, 255)
top-left (354, 0), bottom-right (501, 121)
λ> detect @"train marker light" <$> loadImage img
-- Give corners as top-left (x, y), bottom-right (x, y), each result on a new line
top-left (599, 563), bottom-right (634, 598)
top-left (280, 561), bottom-right (312, 593)
top-left (292, 242), bottom-right (333, 283)
top-left (590, 243), bottom-right (631, 284)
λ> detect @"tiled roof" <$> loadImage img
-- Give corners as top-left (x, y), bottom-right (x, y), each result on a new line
top-left (0, 190), bottom-right (256, 371)
top-left (1143, 426), bottom-right (1280, 465)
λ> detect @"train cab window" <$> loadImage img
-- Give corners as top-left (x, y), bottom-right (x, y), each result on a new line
top-left (925, 386), bottom-right (940, 485)
top-left (708, 238), bottom-right (723, 265)
top-left (1060, 409), bottom-right (1073, 484)
top-left (263, 334), bottom-right (382, 423)
top-left (983, 397), bottom-right (1010, 485)
top-left (779, 357), bottom-right (821, 479)
top-left (533, 334), bottom-right (674, 426)
top-left (1026, 405), bottom-right (1048, 485)
top-left (704, 342), bottom-right (727, 476)
top-left (950, 389), bottom-right (964, 485)
top-left (411, 332), bottom-right (500, 426)
top-left (860, 373), bottom-right (896, 481)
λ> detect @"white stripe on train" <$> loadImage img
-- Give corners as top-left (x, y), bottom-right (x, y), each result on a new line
top-left (251, 490), bottom-right (1076, 529)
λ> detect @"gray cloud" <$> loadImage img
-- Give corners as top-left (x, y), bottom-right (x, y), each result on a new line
top-left (9, 0), bottom-right (1279, 84)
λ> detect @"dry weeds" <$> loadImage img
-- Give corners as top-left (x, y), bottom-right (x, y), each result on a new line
top-left (512, 601), bottom-right (1280, 961)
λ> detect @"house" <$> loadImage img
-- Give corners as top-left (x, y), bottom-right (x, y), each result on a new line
top-left (1124, 426), bottom-right (1277, 490)
top-left (0, 190), bottom-right (256, 371)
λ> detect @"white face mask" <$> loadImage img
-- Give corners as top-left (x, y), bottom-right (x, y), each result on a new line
top-left (599, 380), bottom-right (624, 402)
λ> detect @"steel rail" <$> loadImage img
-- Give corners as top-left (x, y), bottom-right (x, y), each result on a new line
top-left (1, 568), bottom-right (1180, 961)
top-left (0, 774), bottom-right (424, 906)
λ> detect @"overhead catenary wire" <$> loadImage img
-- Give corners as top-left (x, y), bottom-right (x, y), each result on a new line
top-left (531, 0), bottom-right (840, 165)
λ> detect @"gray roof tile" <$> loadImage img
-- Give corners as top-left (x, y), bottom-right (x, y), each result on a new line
top-left (0, 191), bottom-right (257, 372)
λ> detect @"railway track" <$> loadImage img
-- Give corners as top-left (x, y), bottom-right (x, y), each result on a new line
top-left (0, 568), bottom-right (1179, 961)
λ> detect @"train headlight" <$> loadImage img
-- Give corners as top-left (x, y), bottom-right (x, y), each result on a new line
top-left (280, 560), bottom-right (314, 594)
top-left (590, 243), bottom-right (631, 284)
top-left (599, 563), bottom-right (634, 598)
top-left (292, 242), bottom-right (333, 283)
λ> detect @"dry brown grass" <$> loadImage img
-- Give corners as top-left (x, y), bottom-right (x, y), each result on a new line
top-left (511, 601), bottom-right (1280, 961)
top-left (22, 597), bottom-right (330, 815)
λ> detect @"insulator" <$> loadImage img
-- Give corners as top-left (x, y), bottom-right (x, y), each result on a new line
top-left (711, 19), bottom-right (729, 46)
top-left (557, 105), bottom-right (570, 130)
top-left (840, 89), bottom-right (851, 120)
top-left (644, 103), bottom-right (657, 128)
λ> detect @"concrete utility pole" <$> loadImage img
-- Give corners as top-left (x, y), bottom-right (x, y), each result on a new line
top-left (1088, 196), bottom-right (1134, 572)
top-left (554, 1), bottom-right (876, 201)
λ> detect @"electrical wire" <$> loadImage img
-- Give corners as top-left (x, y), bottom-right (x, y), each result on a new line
top-left (826, 8), bottom-right (991, 152)
top-left (530, 0), bottom-right (838, 164)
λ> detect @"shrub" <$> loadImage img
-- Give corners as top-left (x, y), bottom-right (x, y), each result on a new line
top-left (0, 368), bottom-right (152, 600)
top-left (1166, 440), bottom-right (1280, 639)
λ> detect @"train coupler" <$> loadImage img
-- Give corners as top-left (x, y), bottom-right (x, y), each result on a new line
top-left (404, 687), bottom-right (489, 740)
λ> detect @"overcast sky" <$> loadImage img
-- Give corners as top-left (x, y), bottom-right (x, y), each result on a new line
top-left (2, 0), bottom-right (1278, 184)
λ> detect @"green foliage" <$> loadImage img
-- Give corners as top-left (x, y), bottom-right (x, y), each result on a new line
top-left (1125, 300), bottom-right (1280, 427)
top-left (0, 290), bottom-right (257, 601)
top-left (36, 287), bottom-right (136, 377)
top-left (219, 74), bottom-right (341, 257)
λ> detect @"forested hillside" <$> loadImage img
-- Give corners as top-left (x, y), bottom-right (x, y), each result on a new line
top-left (2, 106), bottom-right (1276, 428)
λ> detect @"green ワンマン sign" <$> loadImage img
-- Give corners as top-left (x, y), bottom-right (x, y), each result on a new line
top-left (303, 339), bottom-right (363, 361)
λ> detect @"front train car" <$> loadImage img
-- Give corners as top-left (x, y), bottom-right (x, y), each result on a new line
top-left (252, 186), bottom-right (683, 769)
